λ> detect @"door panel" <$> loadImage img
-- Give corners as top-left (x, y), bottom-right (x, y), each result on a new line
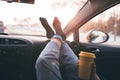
top-left (70, 42), bottom-right (120, 80)
top-left (79, 43), bottom-right (120, 80)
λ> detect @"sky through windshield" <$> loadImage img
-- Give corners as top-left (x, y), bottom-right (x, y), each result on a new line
top-left (0, 0), bottom-right (87, 26)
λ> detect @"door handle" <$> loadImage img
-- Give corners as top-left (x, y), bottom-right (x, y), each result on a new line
top-left (87, 46), bottom-right (100, 53)
top-left (91, 48), bottom-right (100, 53)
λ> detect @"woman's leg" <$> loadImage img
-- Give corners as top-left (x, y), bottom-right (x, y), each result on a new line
top-left (60, 41), bottom-right (79, 80)
top-left (52, 17), bottom-right (79, 80)
top-left (35, 39), bottom-right (62, 80)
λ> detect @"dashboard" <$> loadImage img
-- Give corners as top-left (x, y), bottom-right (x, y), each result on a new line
top-left (1, 34), bottom-right (120, 80)
top-left (0, 35), bottom-right (49, 80)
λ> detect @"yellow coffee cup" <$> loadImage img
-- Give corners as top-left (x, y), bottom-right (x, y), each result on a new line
top-left (78, 51), bottom-right (96, 80)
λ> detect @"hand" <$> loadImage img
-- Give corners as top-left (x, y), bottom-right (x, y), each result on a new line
top-left (90, 63), bottom-right (100, 80)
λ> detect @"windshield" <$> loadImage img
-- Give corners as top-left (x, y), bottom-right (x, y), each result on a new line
top-left (0, 0), bottom-right (87, 36)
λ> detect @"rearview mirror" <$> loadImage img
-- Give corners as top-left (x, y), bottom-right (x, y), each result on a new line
top-left (85, 30), bottom-right (109, 43)
top-left (2, 0), bottom-right (35, 4)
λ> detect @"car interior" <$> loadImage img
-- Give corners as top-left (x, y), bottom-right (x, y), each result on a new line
top-left (0, 0), bottom-right (120, 80)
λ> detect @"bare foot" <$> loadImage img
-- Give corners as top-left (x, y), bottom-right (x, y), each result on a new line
top-left (53, 17), bottom-right (66, 40)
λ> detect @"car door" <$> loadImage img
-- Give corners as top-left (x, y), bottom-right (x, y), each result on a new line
top-left (77, 3), bottom-right (120, 80)
top-left (78, 42), bottom-right (120, 80)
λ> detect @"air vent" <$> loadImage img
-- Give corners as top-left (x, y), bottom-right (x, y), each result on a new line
top-left (9, 39), bottom-right (27, 45)
top-left (0, 38), bottom-right (27, 45)
top-left (0, 38), bottom-right (6, 44)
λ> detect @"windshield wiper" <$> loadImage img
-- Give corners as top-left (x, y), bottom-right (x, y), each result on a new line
top-left (0, 33), bottom-right (8, 35)
top-left (1, 0), bottom-right (12, 3)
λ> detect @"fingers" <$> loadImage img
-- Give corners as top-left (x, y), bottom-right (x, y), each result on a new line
top-left (90, 63), bottom-right (95, 80)
top-left (92, 62), bottom-right (96, 73)
top-left (90, 63), bottom-right (100, 80)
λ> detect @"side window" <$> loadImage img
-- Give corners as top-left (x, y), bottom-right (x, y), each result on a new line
top-left (67, 33), bottom-right (74, 42)
top-left (79, 4), bottom-right (120, 46)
